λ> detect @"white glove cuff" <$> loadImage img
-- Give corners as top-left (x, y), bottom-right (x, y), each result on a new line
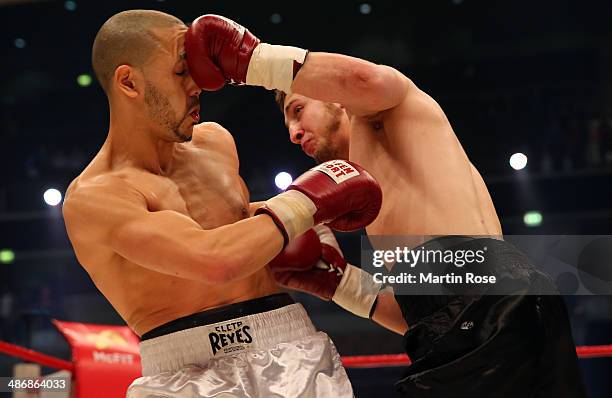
top-left (312, 224), bottom-right (343, 254)
top-left (245, 43), bottom-right (308, 92)
top-left (263, 190), bottom-right (317, 242)
top-left (332, 264), bottom-right (382, 318)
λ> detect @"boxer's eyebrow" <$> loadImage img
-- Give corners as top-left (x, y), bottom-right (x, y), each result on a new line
top-left (174, 52), bottom-right (186, 68)
top-left (284, 99), bottom-right (296, 116)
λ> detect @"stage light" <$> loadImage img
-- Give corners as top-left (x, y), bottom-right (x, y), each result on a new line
top-left (77, 74), bottom-right (92, 87)
top-left (14, 38), bottom-right (26, 49)
top-left (509, 152), bottom-right (528, 170)
top-left (274, 172), bottom-right (293, 190)
top-left (359, 3), bottom-right (372, 14)
top-left (523, 211), bottom-right (543, 227)
top-left (64, 1), bottom-right (77, 11)
top-left (270, 13), bottom-right (282, 24)
top-left (44, 188), bottom-right (63, 206)
top-left (0, 249), bottom-right (15, 264)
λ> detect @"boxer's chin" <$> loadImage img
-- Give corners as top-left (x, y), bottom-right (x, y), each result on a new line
top-left (313, 147), bottom-right (338, 164)
top-left (173, 124), bottom-right (193, 143)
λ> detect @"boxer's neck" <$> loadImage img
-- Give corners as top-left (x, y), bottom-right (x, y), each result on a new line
top-left (106, 111), bottom-right (177, 175)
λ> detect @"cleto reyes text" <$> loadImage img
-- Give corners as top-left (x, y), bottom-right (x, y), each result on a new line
top-left (208, 321), bottom-right (253, 356)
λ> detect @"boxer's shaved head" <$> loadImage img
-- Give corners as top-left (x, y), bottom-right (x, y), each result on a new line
top-left (92, 9), bottom-right (184, 93)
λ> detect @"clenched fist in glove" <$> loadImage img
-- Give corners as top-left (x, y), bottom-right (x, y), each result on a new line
top-left (255, 160), bottom-right (382, 246)
top-left (269, 225), bottom-right (382, 318)
top-left (185, 14), bottom-right (307, 92)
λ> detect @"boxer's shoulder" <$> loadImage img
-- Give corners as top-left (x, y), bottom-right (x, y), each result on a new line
top-left (191, 122), bottom-right (236, 149)
top-left (64, 172), bottom-right (146, 213)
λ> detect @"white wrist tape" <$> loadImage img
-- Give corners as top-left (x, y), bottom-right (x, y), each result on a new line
top-left (332, 264), bottom-right (382, 318)
top-left (245, 43), bottom-right (308, 92)
top-left (263, 190), bottom-right (317, 242)
top-left (312, 224), bottom-right (342, 252)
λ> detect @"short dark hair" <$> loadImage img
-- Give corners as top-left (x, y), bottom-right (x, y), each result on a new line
top-left (273, 89), bottom-right (287, 114)
top-left (92, 10), bottom-right (184, 94)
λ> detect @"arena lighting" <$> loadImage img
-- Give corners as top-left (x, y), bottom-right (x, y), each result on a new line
top-left (274, 172), bottom-right (293, 190)
top-left (359, 3), bottom-right (372, 14)
top-left (509, 152), bottom-right (528, 170)
top-left (14, 38), bottom-right (26, 48)
top-left (77, 74), bottom-right (92, 87)
top-left (64, 0), bottom-right (76, 11)
top-left (0, 249), bottom-right (15, 264)
top-left (270, 13), bottom-right (282, 24)
top-left (43, 188), bottom-right (63, 206)
top-left (523, 211), bottom-right (543, 227)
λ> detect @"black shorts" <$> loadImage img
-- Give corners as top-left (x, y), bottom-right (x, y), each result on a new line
top-left (393, 237), bottom-right (587, 398)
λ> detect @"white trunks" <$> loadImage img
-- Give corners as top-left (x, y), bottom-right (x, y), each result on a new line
top-left (127, 294), bottom-right (353, 398)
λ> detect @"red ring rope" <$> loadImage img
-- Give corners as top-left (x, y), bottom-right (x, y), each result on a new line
top-left (576, 345), bottom-right (612, 359)
top-left (0, 341), bottom-right (74, 371)
top-left (342, 345), bottom-right (612, 368)
top-left (1, 340), bottom-right (611, 370)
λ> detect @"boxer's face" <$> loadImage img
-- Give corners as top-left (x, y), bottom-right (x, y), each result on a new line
top-left (141, 26), bottom-right (201, 142)
top-left (283, 93), bottom-right (350, 163)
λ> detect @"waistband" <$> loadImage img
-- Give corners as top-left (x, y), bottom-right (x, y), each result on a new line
top-left (141, 293), bottom-right (295, 340)
top-left (139, 296), bottom-right (316, 376)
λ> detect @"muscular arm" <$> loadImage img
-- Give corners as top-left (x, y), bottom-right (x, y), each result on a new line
top-left (292, 52), bottom-right (411, 116)
top-left (63, 180), bottom-right (283, 285)
top-left (371, 289), bottom-right (408, 335)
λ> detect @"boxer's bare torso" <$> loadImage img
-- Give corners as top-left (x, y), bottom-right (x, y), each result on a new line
top-left (63, 123), bottom-right (278, 336)
top-left (347, 81), bottom-right (502, 238)
top-left (283, 53), bottom-right (504, 333)
top-left (287, 54), bottom-right (501, 239)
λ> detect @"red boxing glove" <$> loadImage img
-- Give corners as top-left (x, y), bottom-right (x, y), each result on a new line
top-left (269, 225), bottom-right (381, 318)
top-left (255, 160), bottom-right (382, 245)
top-left (185, 15), bottom-right (261, 90)
top-left (268, 228), bottom-right (322, 273)
top-left (289, 160), bottom-right (382, 232)
top-left (185, 14), bottom-right (308, 92)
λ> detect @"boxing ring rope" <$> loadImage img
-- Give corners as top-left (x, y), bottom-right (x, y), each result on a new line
top-left (0, 341), bottom-right (74, 372)
top-left (575, 345), bottom-right (612, 359)
top-left (341, 345), bottom-right (612, 368)
top-left (1, 340), bottom-right (611, 371)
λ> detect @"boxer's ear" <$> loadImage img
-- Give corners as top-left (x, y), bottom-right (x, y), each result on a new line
top-left (114, 65), bottom-right (141, 99)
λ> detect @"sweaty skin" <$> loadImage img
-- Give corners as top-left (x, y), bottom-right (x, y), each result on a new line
top-left (64, 125), bottom-right (279, 336)
top-left (283, 52), bottom-right (502, 334)
top-left (64, 25), bottom-right (280, 337)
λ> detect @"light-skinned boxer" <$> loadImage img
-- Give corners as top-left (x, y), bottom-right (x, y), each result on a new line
top-left (183, 14), bottom-right (588, 397)
top-left (62, 10), bottom-right (383, 398)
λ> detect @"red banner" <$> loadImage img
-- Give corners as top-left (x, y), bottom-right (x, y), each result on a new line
top-left (53, 320), bottom-right (141, 398)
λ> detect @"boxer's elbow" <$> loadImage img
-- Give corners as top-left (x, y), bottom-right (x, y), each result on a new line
top-left (350, 65), bottom-right (410, 111)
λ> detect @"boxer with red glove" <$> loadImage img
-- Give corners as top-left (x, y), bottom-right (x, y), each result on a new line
top-left (269, 225), bottom-right (382, 319)
top-left (256, 159), bottom-right (382, 245)
top-left (185, 14), bottom-right (307, 92)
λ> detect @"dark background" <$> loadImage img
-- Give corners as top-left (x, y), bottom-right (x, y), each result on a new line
top-left (1, 0), bottom-right (612, 396)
